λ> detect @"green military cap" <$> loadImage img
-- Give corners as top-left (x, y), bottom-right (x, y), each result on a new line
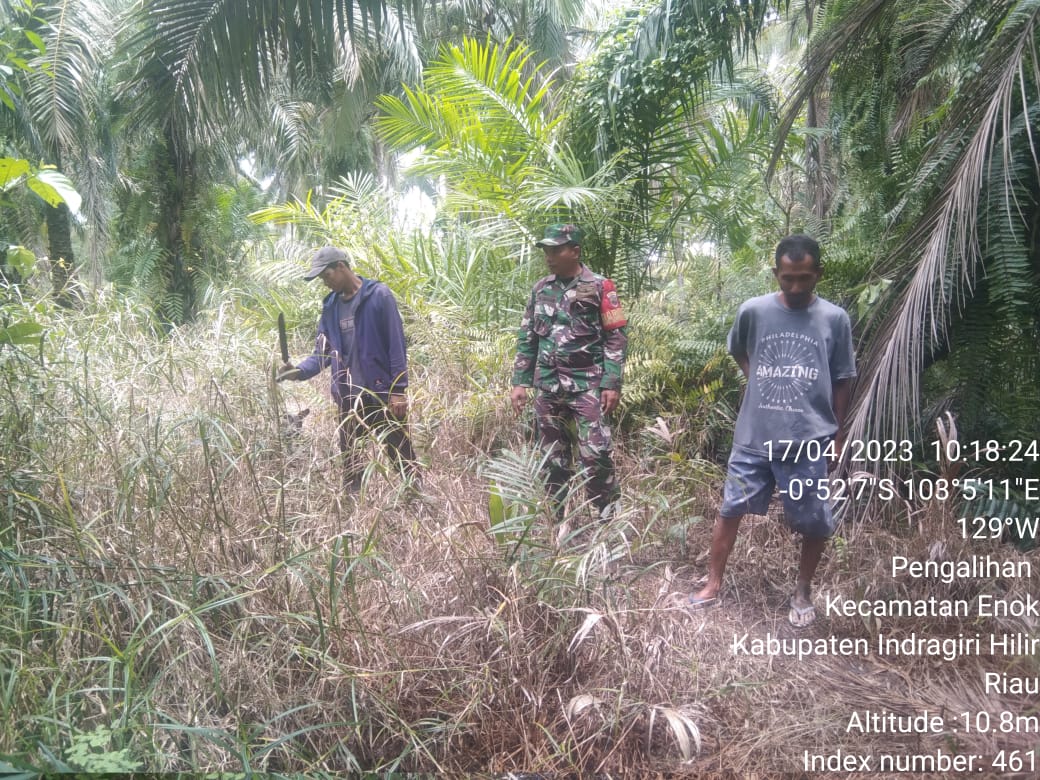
top-left (535, 223), bottom-right (583, 247)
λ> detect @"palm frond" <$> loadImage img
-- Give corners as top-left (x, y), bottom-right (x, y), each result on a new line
top-left (426, 37), bottom-right (558, 146)
top-left (23, 0), bottom-right (111, 154)
top-left (767, 0), bottom-right (893, 181)
top-left (375, 36), bottom-right (558, 162)
top-left (120, 0), bottom-right (422, 144)
top-left (847, 0), bottom-right (1040, 444)
top-left (519, 144), bottom-right (627, 211)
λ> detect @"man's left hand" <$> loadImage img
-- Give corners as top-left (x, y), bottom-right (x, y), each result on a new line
top-left (389, 393), bottom-right (408, 419)
top-left (600, 389), bottom-right (620, 415)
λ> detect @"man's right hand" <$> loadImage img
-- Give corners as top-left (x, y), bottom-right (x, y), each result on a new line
top-left (510, 385), bottom-right (529, 416)
top-left (276, 363), bottom-right (301, 382)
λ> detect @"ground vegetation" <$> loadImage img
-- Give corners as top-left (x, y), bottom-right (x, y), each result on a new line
top-left (1, 0), bottom-right (1039, 774)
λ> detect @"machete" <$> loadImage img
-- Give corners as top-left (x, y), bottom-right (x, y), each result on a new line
top-left (277, 312), bottom-right (290, 364)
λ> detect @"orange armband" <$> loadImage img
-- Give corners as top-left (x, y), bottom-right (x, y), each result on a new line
top-left (600, 279), bottom-right (627, 329)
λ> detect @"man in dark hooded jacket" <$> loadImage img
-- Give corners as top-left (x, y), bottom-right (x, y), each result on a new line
top-left (278, 246), bottom-right (418, 491)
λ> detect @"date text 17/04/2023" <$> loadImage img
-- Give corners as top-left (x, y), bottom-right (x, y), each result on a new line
top-left (762, 438), bottom-right (1040, 464)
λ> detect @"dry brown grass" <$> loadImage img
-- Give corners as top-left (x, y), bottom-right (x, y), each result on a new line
top-left (2, 306), bottom-right (1037, 778)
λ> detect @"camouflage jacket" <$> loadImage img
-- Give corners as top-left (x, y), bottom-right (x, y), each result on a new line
top-left (511, 265), bottom-right (628, 393)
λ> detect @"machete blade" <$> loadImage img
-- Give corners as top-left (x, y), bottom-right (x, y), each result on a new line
top-left (277, 312), bottom-right (290, 363)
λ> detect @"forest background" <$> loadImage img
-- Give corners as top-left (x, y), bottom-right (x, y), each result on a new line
top-left (2, 0), bottom-right (1038, 775)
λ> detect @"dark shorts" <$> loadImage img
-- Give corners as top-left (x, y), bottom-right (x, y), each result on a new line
top-left (719, 446), bottom-right (835, 539)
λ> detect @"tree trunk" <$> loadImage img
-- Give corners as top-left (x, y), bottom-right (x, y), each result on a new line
top-left (804, 0), bottom-right (832, 222)
top-left (158, 127), bottom-right (197, 324)
top-left (46, 203), bottom-right (77, 307)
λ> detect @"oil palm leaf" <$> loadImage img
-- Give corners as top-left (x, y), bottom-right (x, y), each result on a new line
top-left (120, 0), bottom-right (423, 146)
top-left (846, 0), bottom-right (1040, 444)
top-left (376, 36), bottom-right (558, 161)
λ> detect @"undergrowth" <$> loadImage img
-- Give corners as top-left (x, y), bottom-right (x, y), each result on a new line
top-left (0, 283), bottom-right (1036, 776)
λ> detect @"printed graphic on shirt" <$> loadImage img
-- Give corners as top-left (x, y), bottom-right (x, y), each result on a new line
top-left (337, 293), bottom-right (361, 386)
top-left (754, 331), bottom-right (821, 411)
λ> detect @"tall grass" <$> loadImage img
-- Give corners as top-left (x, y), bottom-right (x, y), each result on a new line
top-left (1, 280), bottom-right (1036, 775)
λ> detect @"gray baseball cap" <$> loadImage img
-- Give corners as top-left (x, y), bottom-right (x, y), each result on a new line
top-left (303, 246), bottom-right (350, 280)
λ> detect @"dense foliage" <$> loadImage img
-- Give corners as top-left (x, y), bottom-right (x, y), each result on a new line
top-left (785, 0), bottom-right (1040, 465)
top-left (2, 0), bottom-right (1039, 773)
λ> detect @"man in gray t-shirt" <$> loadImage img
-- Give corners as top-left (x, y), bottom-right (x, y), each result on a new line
top-left (730, 290), bottom-right (856, 453)
top-left (688, 235), bottom-right (855, 628)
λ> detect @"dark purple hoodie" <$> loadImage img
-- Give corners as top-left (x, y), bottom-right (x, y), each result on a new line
top-left (295, 277), bottom-right (409, 403)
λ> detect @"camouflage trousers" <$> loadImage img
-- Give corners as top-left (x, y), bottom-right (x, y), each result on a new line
top-left (337, 394), bottom-right (418, 486)
top-left (533, 389), bottom-right (619, 514)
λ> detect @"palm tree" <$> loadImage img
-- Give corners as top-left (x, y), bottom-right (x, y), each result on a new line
top-left (0, 0), bottom-right (116, 301)
top-left (110, 0), bottom-right (427, 322)
top-left (776, 0), bottom-right (1040, 451)
top-left (373, 37), bottom-right (635, 285)
top-left (562, 0), bottom-right (782, 290)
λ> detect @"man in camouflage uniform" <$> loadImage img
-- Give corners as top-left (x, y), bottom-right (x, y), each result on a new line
top-left (510, 224), bottom-right (628, 520)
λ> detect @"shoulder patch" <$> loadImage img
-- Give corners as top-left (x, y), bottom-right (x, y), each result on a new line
top-left (600, 279), bottom-right (627, 329)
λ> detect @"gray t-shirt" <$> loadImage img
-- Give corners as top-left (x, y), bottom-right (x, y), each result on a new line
top-left (729, 293), bottom-right (856, 455)
top-left (337, 291), bottom-right (364, 397)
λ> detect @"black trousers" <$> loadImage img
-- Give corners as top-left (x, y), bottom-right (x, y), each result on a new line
top-left (336, 393), bottom-right (417, 482)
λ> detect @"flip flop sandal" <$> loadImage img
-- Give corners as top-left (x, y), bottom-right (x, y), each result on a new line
top-left (788, 602), bottom-right (816, 628)
top-left (687, 594), bottom-right (719, 610)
